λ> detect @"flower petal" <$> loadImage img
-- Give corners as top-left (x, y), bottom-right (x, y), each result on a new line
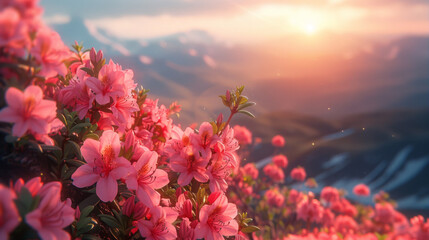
top-left (72, 164), bottom-right (99, 188)
top-left (96, 177), bottom-right (118, 202)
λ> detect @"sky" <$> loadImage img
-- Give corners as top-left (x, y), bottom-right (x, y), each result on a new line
top-left (41, 0), bottom-right (429, 44)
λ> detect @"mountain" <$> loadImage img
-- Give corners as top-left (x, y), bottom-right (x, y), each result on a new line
top-left (236, 109), bottom-right (429, 216)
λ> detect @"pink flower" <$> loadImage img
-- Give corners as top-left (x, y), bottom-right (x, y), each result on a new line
top-left (195, 192), bottom-right (238, 240)
top-left (72, 130), bottom-right (132, 202)
top-left (266, 188), bottom-right (285, 207)
top-left (288, 189), bottom-right (303, 204)
top-left (296, 192), bottom-right (323, 223)
top-left (291, 167), bottom-right (306, 182)
top-left (353, 184), bottom-right (370, 197)
top-left (207, 156), bottom-right (230, 193)
top-left (121, 196), bottom-right (148, 220)
top-left (126, 150), bottom-right (169, 207)
top-left (26, 182), bottom-right (75, 240)
top-left (334, 215), bottom-right (358, 236)
top-left (58, 68), bottom-right (94, 119)
top-left (263, 164), bottom-right (284, 182)
top-left (374, 203), bottom-right (397, 225)
top-left (178, 218), bottom-right (195, 240)
top-left (137, 206), bottom-right (178, 240)
top-left (13, 177), bottom-right (43, 196)
top-left (272, 154), bottom-right (288, 168)
top-left (191, 122), bottom-right (217, 159)
top-left (243, 163), bottom-right (258, 180)
top-left (321, 187), bottom-right (340, 203)
top-left (0, 185), bottom-right (20, 240)
top-left (233, 125), bottom-right (252, 145)
top-left (31, 26), bottom-right (70, 78)
top-left (0, 7), bottom-right (28, 56)
top-left (86, 59), bottom-right (127, 105)
top-left (271, 135), bottom-right (285, 147)
top-left (169, 145), bottom-right (209, 186)
top-left (0, 86), bottom-right (57, 137)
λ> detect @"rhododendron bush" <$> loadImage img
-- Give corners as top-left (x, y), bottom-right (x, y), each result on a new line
top-left (0, 1), bottom-right (428, 240)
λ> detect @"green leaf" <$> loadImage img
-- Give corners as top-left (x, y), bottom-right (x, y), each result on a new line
top-left (238, 110), bottom-right (255, 118)
top-left (99, 214), bottom-right (121, 228)
top-left (80, 205), bottom-right (95, 218)
top-left (237, 101), bottom-right (256, 111)
top-left (80, 67), bottom-right (94, 77)
top-left (79, 194), bottom-right (100, 210)
top-left (241, 225), bottom-right (260, 233)
top-left (66, 159), bottom-right (86, 167)
top-left (70, 122), bottom-right (92, 133)
top-left (65, 141), bottom-right (82, 160)
top-left (83, 133), bottom-right (99, 141)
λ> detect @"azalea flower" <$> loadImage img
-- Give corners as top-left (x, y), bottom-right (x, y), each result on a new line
top-left (0, 7), bottom-right (28, 56)
top-left (31, 26), bottom-right (70, 78)
top-left (137, 206), bottom-right (178, 240)
top-left (195, 192), bottom-right (238, 240)
top-left (271, 135), bottom-right (285, 147)
top-left (353, 184), bottom-right (370, 197)
top-left (169, 145), bottom-right (209, 186)
top-left (26, 182), bottom-right (75, 240)
top-left (291, 167), bottom-right (306, 182)
top-left (233, 125), bottom-right (252, 146)
top-left (0, 85), bottom-right (57, 137)
top-left (126, 150), bottom-right (169, 207)
top-left (72, 130), bottom-right (132, 202)
top-left (0, 185), bottom-right (20, 240)
top-left (86, 59), bottom-right (127, 105)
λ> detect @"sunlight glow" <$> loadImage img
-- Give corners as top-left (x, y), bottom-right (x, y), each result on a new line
top-left (304, 23), bottom-right (317, 35)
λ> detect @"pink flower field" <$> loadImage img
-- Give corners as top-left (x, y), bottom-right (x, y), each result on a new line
top-left (0, 0), bottom-right (428, 240)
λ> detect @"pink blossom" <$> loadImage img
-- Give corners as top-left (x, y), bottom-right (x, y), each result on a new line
top-left (31, 26), bottom-right (70, 78)
top-left (169, 145), bottom-right (209, 186)
top-left (272, 154), bottom-right (288, 168)
top-left (59, 68), bottom-right (94, 119)
top-left (174, 194), bottom-right (193, 220)
top-left (411, 215), bottom-right (429, 240)
top-left (288, 189), bottom-right (303, 204)
top-left (207, 155), bottom-right (230, 193)
top-left (195, 192), bottom-right (238, 240)
top-left (266, 188), bottom-right (285, 207)
top-left (334, 215), bottom-right (358, 236)
top-left (353, 184), bottom-right (370, 197)
top-left (0, 7), bottom-right (28, 56)
top-left (296, 192), bottom-right (323, 223)
top-left (0, 185), bottom-right (20, 240)
top-left (0, 86), bottom-right (58, 137)
top-left (72, 130), bottom-right (132, 202)
top-left (291, 167), bottom-right (306, 182)
top-left (374, 203), bottom-right (397, 225)
top-left (137, 206), bottom-right (178, 240)
top-left (13, 176), bottom-right (43, 196)
top-left (218, 125), bottom-right (240, 168)
top-left (121, 196), bottom-right (148, 220)
top-left (321, 186), bottom-right (340, 203)
top-left (233, 125), bottom-right (252, 145)
top-left (26, 182), bottom-right (75, 240)
top-left (86, 59), bottom-right (127, 105)
top-left (191, 122), bottom-right (217, 159)
top-left (126, 150), bottom-right (169, 207)
top-left (271, 135), bottom-right (285, 147)
top-left (178, 218), bottom-right (195, 240)
top-left (243, 163), bottom-right (259, 180)
top-left (263, 164), bottom-right (285, 182)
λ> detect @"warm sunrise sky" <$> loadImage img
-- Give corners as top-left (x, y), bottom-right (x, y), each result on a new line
top-left (41, 0), bottom-right (429, 44)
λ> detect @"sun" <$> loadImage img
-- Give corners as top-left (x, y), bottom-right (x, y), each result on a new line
top-left (303, 23), bottom-right (317, 35)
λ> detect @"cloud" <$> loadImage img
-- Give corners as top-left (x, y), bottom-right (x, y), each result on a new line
top-left (40, 0), bottom-right (429, 19)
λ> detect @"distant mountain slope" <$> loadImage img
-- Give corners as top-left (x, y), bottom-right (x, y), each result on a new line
top-left (236, 109), bottom-right (429, 215)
